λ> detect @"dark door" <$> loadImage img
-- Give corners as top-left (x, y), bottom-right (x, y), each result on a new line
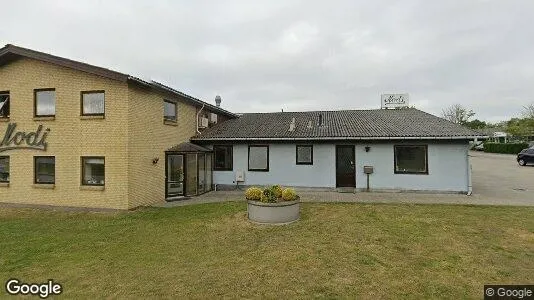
top-left (165, 154), bottom-right (184, 198)
top-left (336, 145), bottom-right (355, 187)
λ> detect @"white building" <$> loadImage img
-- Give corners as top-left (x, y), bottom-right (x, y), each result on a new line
top-left (192, 109), bottom-right (486, 194)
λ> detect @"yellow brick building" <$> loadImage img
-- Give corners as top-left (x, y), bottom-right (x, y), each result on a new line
top-left (0, 44), bottom-right (236, 209)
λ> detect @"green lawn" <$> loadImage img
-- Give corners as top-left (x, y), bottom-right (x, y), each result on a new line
top-left (1, 202), bottom-right (533, 299)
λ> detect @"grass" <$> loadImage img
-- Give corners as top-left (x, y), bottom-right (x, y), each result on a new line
top-left (1, 202), bottom-right (533, 299)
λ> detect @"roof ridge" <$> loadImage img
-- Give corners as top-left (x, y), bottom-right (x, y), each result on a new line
top-left (240, 108), bottom-right (417, 114)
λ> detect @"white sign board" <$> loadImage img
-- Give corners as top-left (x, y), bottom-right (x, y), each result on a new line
top-left (381, 93), bottom-right (409, 109)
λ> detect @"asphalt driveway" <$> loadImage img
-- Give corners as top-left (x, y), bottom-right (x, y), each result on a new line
top-left (470, 151), bottom-right (534, 205)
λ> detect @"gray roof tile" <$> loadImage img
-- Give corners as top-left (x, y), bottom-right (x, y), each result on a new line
top-left (192, 108), bottom-right (485, 140)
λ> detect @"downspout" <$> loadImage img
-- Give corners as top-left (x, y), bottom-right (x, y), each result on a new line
top-left (196, 103), bottom-right (205, 135)
top-left (467, 147), bottom-right (473, 196)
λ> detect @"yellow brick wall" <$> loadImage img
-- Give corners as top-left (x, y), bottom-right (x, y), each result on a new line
top-left (126, 85), bottom-right (197, 208)
top-left (0, 58), bottom-right (130, 209)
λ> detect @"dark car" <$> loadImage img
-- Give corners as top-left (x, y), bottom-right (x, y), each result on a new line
top-left (517, 147), bottom-right (534, 166)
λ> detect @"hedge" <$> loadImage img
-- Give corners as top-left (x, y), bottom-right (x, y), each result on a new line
top-left (483, 142), bottom-right (529, 154)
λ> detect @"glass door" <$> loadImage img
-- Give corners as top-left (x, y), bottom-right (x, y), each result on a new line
top-left (186, 154), bottom-right (198, 196)
top-left (198, 153), bottom-right (205, 194)
top-left (166, 154), bottom-right (184, 197)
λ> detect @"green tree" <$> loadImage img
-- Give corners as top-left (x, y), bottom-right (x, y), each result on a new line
top-left (441, 104), bottom-right (475, 125)
top-left (464, 119), bottom-right (487, 130)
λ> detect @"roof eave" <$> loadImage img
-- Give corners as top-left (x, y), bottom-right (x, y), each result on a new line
top-left (191, 136), bottom-right (489, 141)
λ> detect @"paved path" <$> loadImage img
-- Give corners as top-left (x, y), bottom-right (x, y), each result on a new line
top-left (159, 151), bottom-right (534, 208)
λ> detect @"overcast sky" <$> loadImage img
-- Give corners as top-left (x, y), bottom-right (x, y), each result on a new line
top-left (2, 0), bottom-right (533, 122)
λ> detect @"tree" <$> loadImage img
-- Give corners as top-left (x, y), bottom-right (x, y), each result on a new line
top-left (522, 103), bottom-right (534, 119)
top-left (441, 104), bottom-right (475, 125)
top-left (464, 119), bottom-right (487, 130)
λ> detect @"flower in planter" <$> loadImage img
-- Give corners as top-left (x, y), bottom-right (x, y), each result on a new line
top-left (262, 188), bottom-right (278, 203)
top-left (245, 187), bottom-right (262, 201)
top-left (271, 185), bottom-right (283, 198)
top-left (282, 188), bottom-right (297, 201)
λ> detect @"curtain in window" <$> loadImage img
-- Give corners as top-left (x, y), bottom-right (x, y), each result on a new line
top-left (36, 90), bottom-right (56, 116)
top-left (249, 146), bottom-right (268, 170)
top-left (83, 93), bottom-right (105, 114)
top-left (83, 158), bottom-right (105, 185)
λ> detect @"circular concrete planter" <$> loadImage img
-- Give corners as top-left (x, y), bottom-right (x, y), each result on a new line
top-left (247, 198), bottom-right (300, 224)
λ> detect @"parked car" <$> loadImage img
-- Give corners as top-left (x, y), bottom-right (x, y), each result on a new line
top-left (474, 143), bottom-right (484, 151)
top-left (517, 147), bottom-right (534, 166)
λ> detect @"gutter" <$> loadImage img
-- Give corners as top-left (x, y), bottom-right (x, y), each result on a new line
top-left (196, 103), bottom-right (205, 135)
top-left (191, 136), bottom-right (490, 141)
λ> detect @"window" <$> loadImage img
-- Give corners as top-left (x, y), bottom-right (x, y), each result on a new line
top-left (394, 145), bottom-right (428, 174)
top-left (34, 89), bottom-right (56, 117)
top-left (164, 100), bottom-right (177, 122)
top-left (82, 157), bottom-right (105, 186)
top-left (81, 91), bottom-right (105, 116)
top-left (213, 145), bottom-right (233, 171)
top-left (248, 145), bottom-right (269, 171)
top-left (296, 145), bottom-right (313, 165)
top-left (0, 92), bottom-right (9, 118)
top-left (34, 156), bottom-right (55, 184)
top-left (0, 156), bottom-right (9, 183)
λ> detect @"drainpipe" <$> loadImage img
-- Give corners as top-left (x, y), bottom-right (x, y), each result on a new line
top-left (196, 103), bottom-right (205, 135)
top-left (467, 147), bottom-right (473, 196)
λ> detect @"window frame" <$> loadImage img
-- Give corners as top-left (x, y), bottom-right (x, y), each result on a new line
top-left (296, 145), bottom-right (313, 165)
top-left (80, 90), bottom-right (105, 116)
top-left (0, 156), bottom-right (9, 183)
top-left (393, 145), bottom-right (429, 175)
top-left (34, 88), bottom-right (56, 117)
top-left (81, 156), bottom-right (106, 186)
top-left (34, 156), bottom-right (56, 184)
top-left (213, 145), bottom-right (233, 171)
top-left (248, 145), bottom-right (269, 172)
top-left (163, 100), bottom-right (177, 122)
top-left (0, 91), bottom-right (10, 118)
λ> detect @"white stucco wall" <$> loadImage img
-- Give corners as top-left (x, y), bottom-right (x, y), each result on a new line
top-left (355, 143), bottom-right (469, 192)
top-left (209, 141), bottom-right (470, 193)
top-left (212, 143), bottom-right (336, 188)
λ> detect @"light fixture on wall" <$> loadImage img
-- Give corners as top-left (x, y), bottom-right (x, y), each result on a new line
top-left (365, 146), bottom-right (371, 152)
top-left (152, 158), bottom-right (159, 165)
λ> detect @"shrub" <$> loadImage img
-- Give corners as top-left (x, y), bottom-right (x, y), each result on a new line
top-left (262, 188), bottom-right (278, 203)
top-left (245, 187), bottom-right (262, 201)
top-left (281, 188), bottom-right (297, 201)
top-left (271, 185), bottom-right (283, 198)
top-left (483, 142), bottom-right (529, 154)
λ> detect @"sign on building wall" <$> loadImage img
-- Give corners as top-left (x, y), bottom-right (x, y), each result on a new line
top-left (0, 123), bottom-right (50, 152)
top-left (381, 93), bottom-right (409, 109)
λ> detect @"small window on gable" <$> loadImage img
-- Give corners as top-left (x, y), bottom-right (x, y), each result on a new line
top-left (0, 92), bottom-right (9, 118)
top-left (296, 145), bottom-right (313, 165)
top-left (164, 100), bottom-right (177, 122)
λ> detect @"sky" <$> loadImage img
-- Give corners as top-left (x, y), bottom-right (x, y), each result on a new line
top-left (2, 0), bottom-right (533, 122)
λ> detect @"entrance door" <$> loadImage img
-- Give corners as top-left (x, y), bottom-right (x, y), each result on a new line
top-left (336, 145), bottom-right (355, 187)
top-left (166, 154), bottom-right (184, 197)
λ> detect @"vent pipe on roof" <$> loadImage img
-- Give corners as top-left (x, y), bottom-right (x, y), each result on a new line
top-left (289, 117), bottom-right (296, 132)
top-left (215, 95), bottom-right (222, 107)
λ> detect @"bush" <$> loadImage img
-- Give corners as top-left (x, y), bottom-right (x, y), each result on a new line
top-left (262, 188), bottom-right (278, 203)
top-left (271, 185), bottom-right (283, 198)
top-left (483, 143), bottom-right (529, 154)
top-left (281, 188), bottom-right (297, 201)
top-left (245, 187), bottom-right (262, 201)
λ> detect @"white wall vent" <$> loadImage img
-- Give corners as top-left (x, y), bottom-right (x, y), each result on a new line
top-left (199, 117), bottom-right (209, 128)
top-left (210, 113), bottom-right (218, 124)
top-left (235, 171), bottom-right (245, 182)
